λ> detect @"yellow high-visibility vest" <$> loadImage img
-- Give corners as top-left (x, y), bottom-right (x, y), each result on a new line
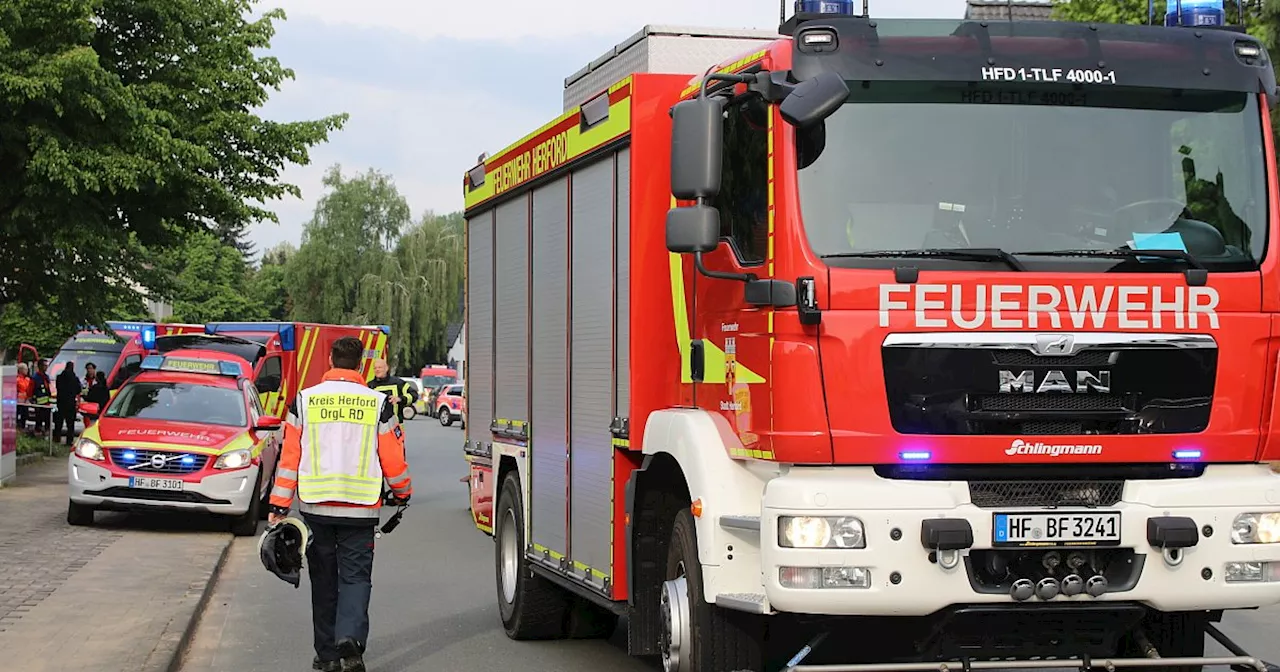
top-left (296, 381), bottom-right (390, 506)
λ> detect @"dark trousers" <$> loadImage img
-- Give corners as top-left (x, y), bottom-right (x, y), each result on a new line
top-left (33, 406), bottom-right (50, 433)
top-left (302, 514), bottom-right (376, 662)
top-left (55, 405), bottom-right (77, 445)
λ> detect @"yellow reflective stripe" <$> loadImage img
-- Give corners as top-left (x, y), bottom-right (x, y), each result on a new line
top-left (356, 424), bottom-right (373, 477)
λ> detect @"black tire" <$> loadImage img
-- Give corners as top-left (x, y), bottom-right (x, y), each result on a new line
top-left (667, 508), bottom-right (764, 672)
top-left (67, 500), bottom-right (94, 526)
top-left (495, 472), bottom-right (569, 640)
top-left (258, 464), bottom-right (277, 521)
top-left (403, 405), bottom-right (417, 421)
top-left (230, 472), bottom-right (263, 537)
top-left (439, 409), bottom-right (453, 427)
top-left (565, 596), bottom-right (619, 639)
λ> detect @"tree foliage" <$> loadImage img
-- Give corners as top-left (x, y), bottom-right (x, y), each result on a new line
top-left (0, 0), bottom-right (347, 330)
top-left (152, 228), bottom-right (265, 323)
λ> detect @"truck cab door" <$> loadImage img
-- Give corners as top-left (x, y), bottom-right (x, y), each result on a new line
top-left (691, 96), bottom-right (773, 456)
top-left (254, 355), bottom-right (284, 419)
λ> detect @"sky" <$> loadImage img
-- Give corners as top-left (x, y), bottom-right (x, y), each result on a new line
top-left (246, 0), bottom-right (969, 256)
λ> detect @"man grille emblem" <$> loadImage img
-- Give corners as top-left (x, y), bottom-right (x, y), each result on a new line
top-left (1033, 334), bottom-right (1075, 356)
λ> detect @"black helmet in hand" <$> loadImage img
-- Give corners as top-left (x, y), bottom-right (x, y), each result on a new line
top-left (258, 516), bottom-right (311, 588)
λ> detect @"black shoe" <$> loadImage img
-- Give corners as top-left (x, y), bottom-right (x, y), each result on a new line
top-left (337, 638), bottom-right (365, 672)
top-left (312, 656), bottom-right (340, 672)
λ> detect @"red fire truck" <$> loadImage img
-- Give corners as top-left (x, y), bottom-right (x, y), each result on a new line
top-left (463, 4), bottom-right (1280, 671)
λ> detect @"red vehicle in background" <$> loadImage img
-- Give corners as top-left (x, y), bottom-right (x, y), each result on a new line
top-left (47, 322), bottom-right (205, 401)
top-left (420, 364), bottom-right (459, 417)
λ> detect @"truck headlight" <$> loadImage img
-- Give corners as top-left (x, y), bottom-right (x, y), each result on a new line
top-left (1231, 513), bottom-right (1280, 544)
top-left (214, 449), bottom-right (252, 470)
top-left (778, 516), bottom-right (865, 549)
top-left (74, 439), bottom-right (104, 461)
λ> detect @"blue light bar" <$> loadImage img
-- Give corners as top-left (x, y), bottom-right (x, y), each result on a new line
top-left (139, 354), bottom-right (165, 371)
top-left (1166, 0), bottom-right (1225, 27)
top-left (217, 361), bottom-right (245, 377)
top-left (900, 450), bottom-right (932, 461)
top-left (796, 0), bottom-right (857, 15)
top-left (1173, 449), bottom-right (1203, 460)
top-left (141, 326), bottom-right (156, 349)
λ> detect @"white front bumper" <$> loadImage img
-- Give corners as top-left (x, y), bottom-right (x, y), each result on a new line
top-left (68, 455), bottom-right (259, 516)
top-left (759, 464), bottom-right (1280, 616)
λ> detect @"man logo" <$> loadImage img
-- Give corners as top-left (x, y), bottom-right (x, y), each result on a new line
top-left (1034, 334), bottom-right (1075, 356)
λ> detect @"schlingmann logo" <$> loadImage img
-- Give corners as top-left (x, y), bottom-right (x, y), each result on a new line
top-left (1005, 438), bottom-right (1103, 457)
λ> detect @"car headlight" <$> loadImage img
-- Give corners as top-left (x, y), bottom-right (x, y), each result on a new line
top-left (213, 449), bottom-right (252, 470)
top-left (74, 439), bottom-right (104, 461)
top-left (1231, 512), bottom-right (1280, 544)
top-left (778, 516), bottom-right (866, 549)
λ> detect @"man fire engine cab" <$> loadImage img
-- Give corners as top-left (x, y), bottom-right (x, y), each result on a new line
top-left (66, 352), bottom-right (283, 537)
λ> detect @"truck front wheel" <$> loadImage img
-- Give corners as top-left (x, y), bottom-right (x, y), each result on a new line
top-left (663, 508), bottom-right (763, 672)
top-left (495, 471), bottom-right (568, 639)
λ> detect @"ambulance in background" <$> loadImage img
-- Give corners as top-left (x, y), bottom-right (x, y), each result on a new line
top-left (48, 322), bottom-right (205, 399)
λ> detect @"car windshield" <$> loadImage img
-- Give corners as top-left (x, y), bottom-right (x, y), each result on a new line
top-left (422, 375), bottom-right (454, 388)
top-left (104, 381), bottom-right (247, 427)
top-left (796, 83), bottom-right (1267, 271)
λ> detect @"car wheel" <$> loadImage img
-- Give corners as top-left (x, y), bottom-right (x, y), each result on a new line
top-left (231, 472), bottom-right (263, 536)
top-left (440, 409), bottom-right (453, 426)
top-left (403, 405), bottom-right (417, 421)
top-left (67, 500), bottom-right (94, 526)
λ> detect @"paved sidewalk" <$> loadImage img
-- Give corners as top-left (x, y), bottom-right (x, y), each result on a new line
top-left (0, 457), bottom-right (235, 671)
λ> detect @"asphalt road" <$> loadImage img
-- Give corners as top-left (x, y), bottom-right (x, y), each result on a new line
top-left (180, 421), bottom-right (1280, 672)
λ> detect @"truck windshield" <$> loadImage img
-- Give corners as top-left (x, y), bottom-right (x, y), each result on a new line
top-left (50, 336), bottom-right (126, 378)
top-left (796, 83), bottom-right (1267, 272)
top-left (105, 382), bottom-right (247, 427)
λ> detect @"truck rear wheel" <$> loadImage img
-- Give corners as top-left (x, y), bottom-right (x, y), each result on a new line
top-left (495, 471), bottom-right (568, 640)
top-left (663, 508), bottom-right (763, 672)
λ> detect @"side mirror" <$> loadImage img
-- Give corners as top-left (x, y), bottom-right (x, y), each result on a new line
top-left (671, 97), bottom-right (726, 200)
top-left (666, 205), bottom-right (721, 254)
top-left (780, 71), bottom-right (849, 128)
top-left (78, 402), bottom-right (100, 416)
top-left (255, 415), bottom-right (283, 432)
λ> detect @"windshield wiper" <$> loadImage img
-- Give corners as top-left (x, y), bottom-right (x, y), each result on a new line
top-left (821, 248), bottom-right (1027, 272)
top-left (1014, 248), bottom-right (1209, 285)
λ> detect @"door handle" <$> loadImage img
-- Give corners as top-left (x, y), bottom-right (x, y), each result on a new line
top-left (690, 340), bottom-right (705, 383)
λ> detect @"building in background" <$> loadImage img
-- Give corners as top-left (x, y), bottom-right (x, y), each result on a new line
top-left (445, 287), bottom-right (465, 375)
top-left (965, 0), bottom-right (1053, 20)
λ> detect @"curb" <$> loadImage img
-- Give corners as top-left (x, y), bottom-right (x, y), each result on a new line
top-left (146, 535), bottom-right (234, 672)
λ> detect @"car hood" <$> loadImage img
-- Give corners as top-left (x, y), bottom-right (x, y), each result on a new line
top-left (94, 419), bottom-right (244, 453)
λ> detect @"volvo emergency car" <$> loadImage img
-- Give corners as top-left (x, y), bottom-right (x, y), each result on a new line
top-left (67, 352), bottom-right (282, 536)
top-left (462, 2), bottom-right (1280, 671)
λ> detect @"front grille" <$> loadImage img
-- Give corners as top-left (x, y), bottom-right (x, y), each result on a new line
top-left (882, 339), bottom-right (1217, 436)
top-left (108, 448), bottom-right (208, 474)
top-left (975, 394), bottom-right (1128, 413)
top-left (969, 480), bottom-right (1124, 508)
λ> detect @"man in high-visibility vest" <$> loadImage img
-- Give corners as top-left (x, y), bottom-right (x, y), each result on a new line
top-left (268, 336), bottom-right (413, 672)
top-left (368, 358), bottom-right (417, 425)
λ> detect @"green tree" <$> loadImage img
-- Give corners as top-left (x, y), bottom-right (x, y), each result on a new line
top-left (1, 293), bottom-right (148, 363)
top-left (285, 164), bottom-right (411, 324)
top-left (248, 242), bottom-right (296, 321)
top-left (0, 0), bottom-right (347, 341)
top-left (356, 211), bottom-right (464, 369)
top-left (153, 228), bottom-right (266, 323)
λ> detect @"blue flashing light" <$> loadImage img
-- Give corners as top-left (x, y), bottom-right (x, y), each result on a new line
top-left (1166, 0), bottom-right (1225, 27)
top-left (141, 326), bottom-right (157, 350)
top-left (181, 455), bottom-right (195, 466)
top-left (900, 450), bottom-right (932, 461)
top-left (279, 325), bottom-right (296, 352)
top-left (795, 0), bottom-right (856, 15)
top-left (122, 451), bottom-right (137, 462)
top-left (1173, 449), bottom-right (1203, 460)
top-left (217, 361), bottom-right (245, 377)
top-left (139, 354), bottom-right (165, 371)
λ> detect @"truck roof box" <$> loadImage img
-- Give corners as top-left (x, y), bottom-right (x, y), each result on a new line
top-left (562, 24), bottom-right (780, 112)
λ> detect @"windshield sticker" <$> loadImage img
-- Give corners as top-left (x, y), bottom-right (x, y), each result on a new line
top-left (961, 90), bottom-right (1087, 107)
top-left (879, 283), bottom-right (1220, 331)
top-left (1131, 232), bottom-right (1188, 252)
top-left (981, 67), bottom-right (1117, 85)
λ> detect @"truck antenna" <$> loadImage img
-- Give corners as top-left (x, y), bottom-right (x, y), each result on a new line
top-left (780, 0), bottom-right (786, 25)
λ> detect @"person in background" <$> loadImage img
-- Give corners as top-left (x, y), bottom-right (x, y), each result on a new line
top-left (15, 363), bottom-right (31, 432)
top-left (83, 371), bottom-right (109, 427)
top-left (55, 361), bottom-right (83, 446)
top-left (368, 359), bottom-right (418, 426)
top-left (30, 359), bottom-right (53, 437)
top-left (83, 362), bottom-right (97, 390)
